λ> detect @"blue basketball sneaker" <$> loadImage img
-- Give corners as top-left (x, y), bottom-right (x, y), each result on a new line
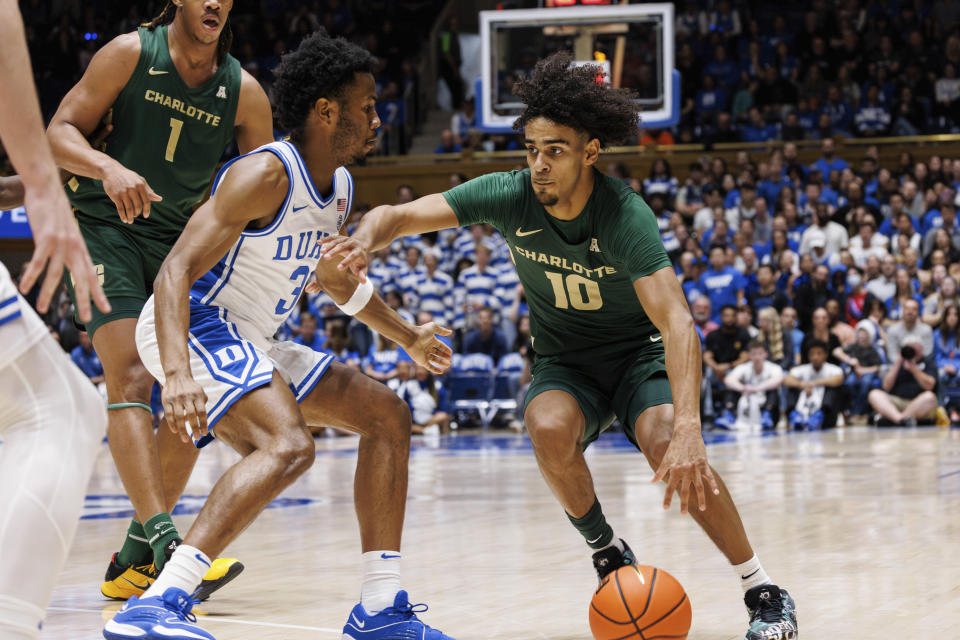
top-left (744, 584), bottom-right (798, 639)
top-left (103, 587), bottom-right (214, 640)
top-left (341, 590), bottom-right (454, 639)
top-left (713, 409), bottom-right (736, 430)
top-left (760, 411), bottom-right (774, 431)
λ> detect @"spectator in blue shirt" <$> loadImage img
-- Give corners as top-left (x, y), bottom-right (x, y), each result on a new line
top-left (820, 86), bottom-right (854, 135)
top-left (935, 305), bottom-right (960, 412)
top-left (855, 85), bottom-right (892, 137)
top-left (642, 158), bottom-right (679, 201)
top-left (397, 365), bottom-right (451, 434)
top-left (810, 137), bottom-right (850, 179)
top-left (365, 334), bottom-right (405, 382)
top-left (462, 306), bottom-right (509, 363)
top-left (435, 129), bottom-right (462, 154)
top-left (70, 331), bottom-right (104, 386)
top-left (795, 97), bottom-right (819, 131)
top-left (321, 319), bottom-right (361, 370)
top-left (695, 75), bottom-right (728, 123)
top-left (699, 245), bottom-right (747, 323)
top-left (705, 44), bottom-right (739, 89)
top-left (740, 107), bottom-right (779, 142)
top-left (293, 313), bottom-right (326, 352)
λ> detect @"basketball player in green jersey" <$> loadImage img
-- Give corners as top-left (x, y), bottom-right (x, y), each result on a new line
top-left (321, 53), bottom-right (798, 640)
top-left (47, 0), bottom-right (273, 600)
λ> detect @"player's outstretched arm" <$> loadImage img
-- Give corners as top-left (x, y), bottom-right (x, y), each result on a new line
top-left (0, 0), bottom-right (109, 321)
top-left (319, 193), bottom-right (459, 282)
top-left (48, 33), bottom-right (162, 223)
top-left (153, 153), bottom-right (287, 442)
top-left (635, 266), bottom-right (720, 514)
top-left (314, 241), bottom-right (453, 375)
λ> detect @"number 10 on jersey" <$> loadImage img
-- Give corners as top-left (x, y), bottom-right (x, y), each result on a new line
top-left (545, 271), bottom-right (603, 310)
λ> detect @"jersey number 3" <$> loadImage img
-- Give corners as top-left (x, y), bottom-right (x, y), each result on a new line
top-left (275, 265), bottom-right (311, 316)
top-left (545, 271), bottom-right (603, 310)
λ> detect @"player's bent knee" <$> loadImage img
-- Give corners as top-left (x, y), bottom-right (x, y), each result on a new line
top-left (104, 361), bottom-right (154, 403)
top-left (643, 431), bottom-right (673, 469)
top-left (526, 417), bottom-right (580, 461)
top-left (272, 432), bottom-right (315, 479)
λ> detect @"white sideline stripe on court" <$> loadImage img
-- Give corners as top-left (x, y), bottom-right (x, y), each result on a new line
top-left (47, 607), bottom-right (341, 634)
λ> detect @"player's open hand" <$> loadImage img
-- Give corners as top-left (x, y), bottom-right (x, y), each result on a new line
top-left (651, 428), bottom-right (720, 515)
top-left (20, 181), bottom-right (110, 322)
top-left (317, 235), bottom-right (369, 283)
top-left (101, 160), bottom-right (161, 223)
top-left (406, 322), bottom-right (454, 375)
top-left (162, 372), bottom-right (209, 445)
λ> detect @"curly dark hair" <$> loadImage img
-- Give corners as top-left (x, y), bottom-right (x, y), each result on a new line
top-left (272, 29), bottom-right (377, 135)
top-left (512, 51), bottom-right (639, 147)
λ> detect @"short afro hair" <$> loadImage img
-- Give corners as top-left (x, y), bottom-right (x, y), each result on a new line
top-left (512, 51), bottom-right (640, 147)
top-left (272, 29), bottom-right (378, 133)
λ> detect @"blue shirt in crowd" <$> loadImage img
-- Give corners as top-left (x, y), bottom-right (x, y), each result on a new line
top-left (698, 266), bottom-right (746, 322)
top-left (70, 345), bottom-right (103, 381)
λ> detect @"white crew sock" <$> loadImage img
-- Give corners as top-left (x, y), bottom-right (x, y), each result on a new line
top-left (361, 551), bottom-right (402, 615)
top-left (732, 554), bottom-right (772, 593)
top-left (598, 537), bottom-right (626, 554)
top-left (143, 545), bottom-right (210, 600)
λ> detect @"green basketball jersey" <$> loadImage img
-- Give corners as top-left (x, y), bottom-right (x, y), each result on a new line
top-left (444, 168), bottom-right (672, 362)
top-left (67, 25), bottom-right (242, 245)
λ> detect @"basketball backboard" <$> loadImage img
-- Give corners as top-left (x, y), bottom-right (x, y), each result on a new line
top-left (477, 4), bottom-right (677, 133)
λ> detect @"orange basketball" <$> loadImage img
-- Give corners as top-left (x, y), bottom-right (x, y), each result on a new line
top-left (589, 565), bottom-right (692, 640)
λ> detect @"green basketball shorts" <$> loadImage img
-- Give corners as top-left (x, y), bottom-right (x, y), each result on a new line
top-left (63, 215), bottom-right (172, 338)
top-left (524, 342), bottom-right (673, 450)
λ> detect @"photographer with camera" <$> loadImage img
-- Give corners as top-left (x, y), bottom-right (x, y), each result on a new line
top-left (885, 298), bottom-right (933, 364)
top-left (868, 337), bottom-right (943, 426)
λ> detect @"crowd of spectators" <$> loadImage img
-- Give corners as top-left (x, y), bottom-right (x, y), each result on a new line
top-left (439, 0), bottom-right (960, 151)
top-left (672, 0), bottom-right (960, 144)
top-left (665, 138), bottom-right (960, 428)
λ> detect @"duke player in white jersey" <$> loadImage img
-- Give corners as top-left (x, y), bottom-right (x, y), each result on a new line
top-left (103, 31), bottom-right (455, 640)
top-left (0, 2), bottom-right (110, 638)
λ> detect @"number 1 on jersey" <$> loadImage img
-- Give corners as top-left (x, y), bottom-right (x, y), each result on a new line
top-left (545, 271), bottom-right (602, 310)
top-left (165, 117), bottom-right (183, 162)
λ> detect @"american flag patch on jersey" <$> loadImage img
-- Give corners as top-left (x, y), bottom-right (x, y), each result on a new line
top-left (337, 198), bottom-right (347, 213)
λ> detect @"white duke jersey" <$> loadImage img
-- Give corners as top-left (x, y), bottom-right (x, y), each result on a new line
top-left (190, 140), bottom-right (354, 339)
top-left (0, 262), bottom-right (48, 364)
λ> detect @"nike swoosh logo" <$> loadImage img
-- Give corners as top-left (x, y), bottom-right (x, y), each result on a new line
top-left (586, 534), bottom-right (604, 544)
top-left (351, 613), bottom-right (366, 628)
top-left (148, 67), bottom-right (169, 75)
top-left (741, 568), bottom-right (760, 580)
top-left (380, 553), bottom-right (401, 559)
top-left (293, 205), bottom-right (308, 212)
top-left (516, 227), bottom-right (543, 237)
top-left (650, 335), bottom-right (662, 342)
top-left (122, 576), bottom-right (151, 590)
top-left (195, 553), bottom-right (211, 567)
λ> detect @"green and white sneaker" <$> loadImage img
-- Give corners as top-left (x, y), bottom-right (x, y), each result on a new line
top-left (744, 584), bottom-right (797, 639)
top-left (591, 539), bottom-right (637, 582)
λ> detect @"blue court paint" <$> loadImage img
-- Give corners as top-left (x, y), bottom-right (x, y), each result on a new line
top-left (80, 430), bottom-right (787, 519)
top-left (81, 495), bottom-right (322, 520)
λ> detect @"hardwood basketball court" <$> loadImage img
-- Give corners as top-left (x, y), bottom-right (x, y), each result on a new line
top-left (38, 426), bottom-right (958, 638)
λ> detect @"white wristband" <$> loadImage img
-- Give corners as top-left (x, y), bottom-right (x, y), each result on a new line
top-left (336, 278), bottom-right (374, 316)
